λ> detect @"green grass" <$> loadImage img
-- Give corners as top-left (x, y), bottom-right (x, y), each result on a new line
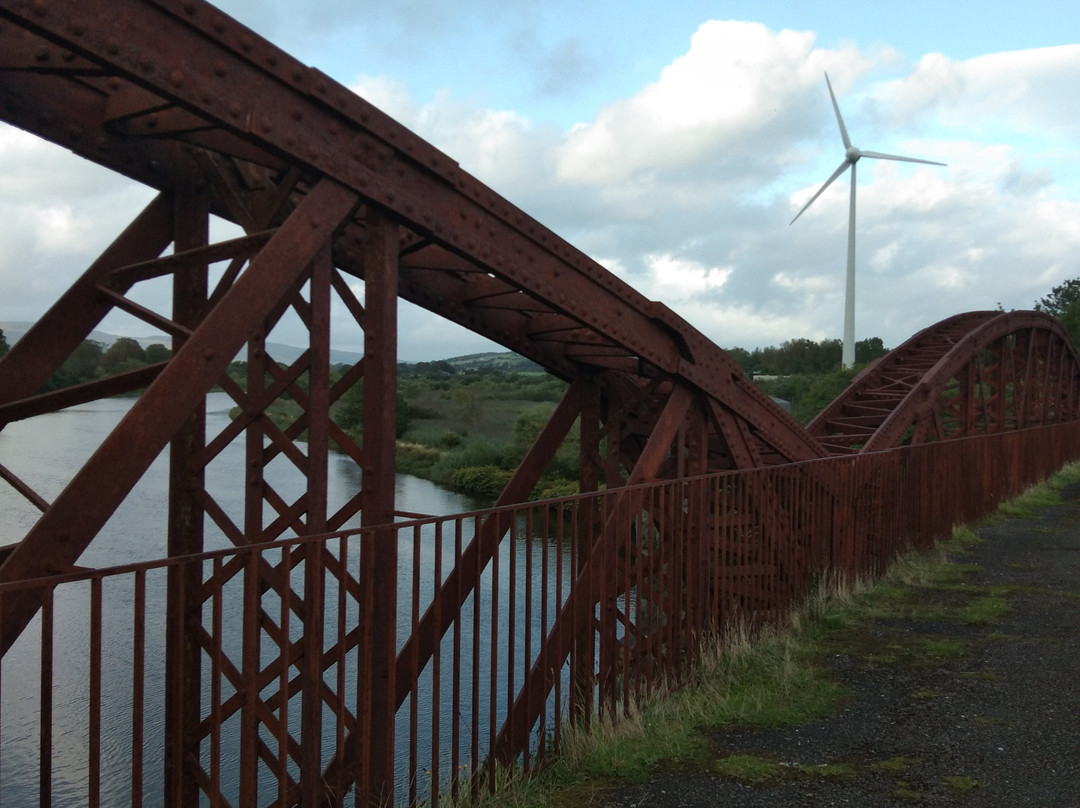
top-left (942, 774), bottom-right (980, 792)
top-left (713, 754), bottom-right (779, 782)
top-left (984, 461), bottom-right (1080, 521)
top-left (875, 756), bottom-right (921, 773)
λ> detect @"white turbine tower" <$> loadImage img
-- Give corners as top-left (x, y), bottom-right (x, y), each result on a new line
top-left (791, 72), bottom-right (946, 368)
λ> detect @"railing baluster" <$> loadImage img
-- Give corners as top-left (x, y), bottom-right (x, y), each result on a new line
top-left (39, 588), bottom-right (53, 808)
top-left (210, 557), bottom-right (223, 808)
top-left (431, 521), bottom-right (443, 807)
top-left (451, 518), bottom-right (463, 804)
top-left (131, 570), bottom-right (145, 808)
top-left (409, 524), bottom-right (420, 808)
top-left (89, 577), bottom-right (102, 808)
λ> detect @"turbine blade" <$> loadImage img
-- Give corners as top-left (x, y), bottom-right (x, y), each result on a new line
top-left (859, 150), bottom-right (946, 166)
top-left (790, 160), bottom-right (851, 225)
top-left (825, 72), bottom-right (852, 150)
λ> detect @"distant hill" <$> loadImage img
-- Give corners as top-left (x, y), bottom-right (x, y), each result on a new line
top-left (439, 352), bottom-right (543, 373)
top-left (0, 321), bottom-right (536, 371)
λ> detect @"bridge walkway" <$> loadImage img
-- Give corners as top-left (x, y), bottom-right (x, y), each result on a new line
top-left (606, 481), bottom-right (1080, 807)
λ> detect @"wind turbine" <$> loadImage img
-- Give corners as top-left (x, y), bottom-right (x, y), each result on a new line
top-left (791, 72), bottom-right (945, 368)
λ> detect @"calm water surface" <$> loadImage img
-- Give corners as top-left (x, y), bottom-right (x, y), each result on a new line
top-left (1, 393), bottom-right (568, 805)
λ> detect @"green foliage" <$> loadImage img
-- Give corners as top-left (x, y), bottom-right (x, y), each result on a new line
top-left (41, 339), bottom-right (104, 390)
top-left (1035, 277), bottom-right (1080, 347)
top-left (99, 337), bottom-right (146, 375)
top-left (1058, 301), bottom-right (1080, 349)
top-left (335, 379), bottom-right (411, 439)
top-left (713, 754), bottom-right (780, 782)
top-left (144, 342), bottom-right (171, 363)
top-left (1035, 278), bottom-right (1080, 318)
top-left (756, 366), bottom-right (860, 424)
top-left (429, 439), bottom-right (505, 483)
top-left (730, 336), bottom-right (889, 377)
top-left (395, 442), bottom-right (445, 478)
top-left (448, 465), bottom-right (514, 499)
top-left (0, 327), bottom-right (8, 358)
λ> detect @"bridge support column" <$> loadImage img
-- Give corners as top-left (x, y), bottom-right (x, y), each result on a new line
top-left (359, 208), bottom-right (400, 807)
top-left (164, 183), bottom-right (209, 808)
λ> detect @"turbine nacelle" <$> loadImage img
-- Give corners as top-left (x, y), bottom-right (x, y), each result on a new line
top-left (846, 145), bottom-right (862, 163)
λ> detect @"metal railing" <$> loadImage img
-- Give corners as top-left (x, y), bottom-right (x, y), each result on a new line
top-left (2, 423), bottom-right (1078, 806)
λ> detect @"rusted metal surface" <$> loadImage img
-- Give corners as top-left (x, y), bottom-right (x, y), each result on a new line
top-left (2, 1), bottom-right (1080, 806)
top-left (4, 426), bottom-right (1080, 806)
top-left (808, 311), bottom-right (1080, 453)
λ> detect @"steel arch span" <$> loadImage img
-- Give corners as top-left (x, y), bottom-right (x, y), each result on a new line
top-left (808, 311), bottom-right (1080, 454)
top-left (0, 2), bottom-right (1079, 806)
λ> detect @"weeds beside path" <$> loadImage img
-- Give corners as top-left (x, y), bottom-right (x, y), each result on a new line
top-left (603, 476), bottom-right (1080, 807)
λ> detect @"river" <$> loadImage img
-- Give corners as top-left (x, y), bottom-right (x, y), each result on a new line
top-left (0, 393), bottom-right (567, 805)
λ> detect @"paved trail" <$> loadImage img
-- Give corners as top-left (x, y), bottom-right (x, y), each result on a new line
top-left (606, 485), bottom-right (1080, 807)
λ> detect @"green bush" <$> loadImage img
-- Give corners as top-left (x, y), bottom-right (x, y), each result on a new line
top-left (449, 465), bottom-right (514, 498)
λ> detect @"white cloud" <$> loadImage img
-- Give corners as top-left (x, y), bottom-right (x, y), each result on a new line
top-left (646, 254), bottom-right (733, 296)
top-left (2, 19), bottom-right (1079, 359)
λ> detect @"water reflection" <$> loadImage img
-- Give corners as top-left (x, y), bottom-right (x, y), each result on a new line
top-left (0, 393), bottom-right (572, 805)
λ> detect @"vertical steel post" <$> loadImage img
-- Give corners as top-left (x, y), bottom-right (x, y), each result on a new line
top-left (302, 243), bottom-right (332, 806)
top-left (164, 184), bottom-right (208, 808)
top-left (359, 208), bottom-right (399, 806)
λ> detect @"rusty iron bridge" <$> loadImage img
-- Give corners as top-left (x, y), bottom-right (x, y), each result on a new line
top-left (2, 1), bottom-right (1079, 806)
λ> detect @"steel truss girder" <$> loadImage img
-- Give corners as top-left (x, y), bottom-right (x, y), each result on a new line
top-left (0, 0), bottom-right (821, 469)
top-left (808, 311), bottom-right (1080, 454)
top-left (0, 178), bottom-right (360, 650)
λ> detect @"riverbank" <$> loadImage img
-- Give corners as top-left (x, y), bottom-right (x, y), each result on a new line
top-left (603, 477), bottom-right (1080, 807)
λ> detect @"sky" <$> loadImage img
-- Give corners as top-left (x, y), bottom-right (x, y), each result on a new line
top-left (1, 0), bottom-right (1078, 361)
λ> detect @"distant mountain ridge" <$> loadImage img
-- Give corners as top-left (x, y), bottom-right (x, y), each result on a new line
top-left (0, 321), bottom-right (533, 370)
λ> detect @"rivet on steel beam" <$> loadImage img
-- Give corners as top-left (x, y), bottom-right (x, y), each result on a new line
top-left (240, 35), bottom-right (253, 52)
top-left (291, 110), bottom-right (303, 122)
top-left (106, 40), bottom-right (120, 55)
top-left (33, 46), bottom-right (49, 62)
top-left (139, 55), bottom-right (154, 72)
top-left (229, 104), bottom-right (241, 118)
top-left (69, 21), bottom-right (85, 36)
top-left (182, 1), bottom-right (197, 14)
top-left (31, 0), bottom-right (47, 17)
top-left (267, 54), bottom-right (278, 67)
top-left (202, 348), bottom-right (215, 360)
top-left (214, 61), bottom-right (226, 77)
top-left (169, 70), bottom-right (184, 88)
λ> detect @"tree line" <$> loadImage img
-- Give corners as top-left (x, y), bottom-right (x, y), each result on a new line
top-left (32, 337), bottom-right (170, 391)
top-left (724, 337), bottom-right (889, 377)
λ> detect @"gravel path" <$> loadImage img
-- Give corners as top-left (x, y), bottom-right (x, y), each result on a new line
top-left (606, 484), bottom-right (1080, 807)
